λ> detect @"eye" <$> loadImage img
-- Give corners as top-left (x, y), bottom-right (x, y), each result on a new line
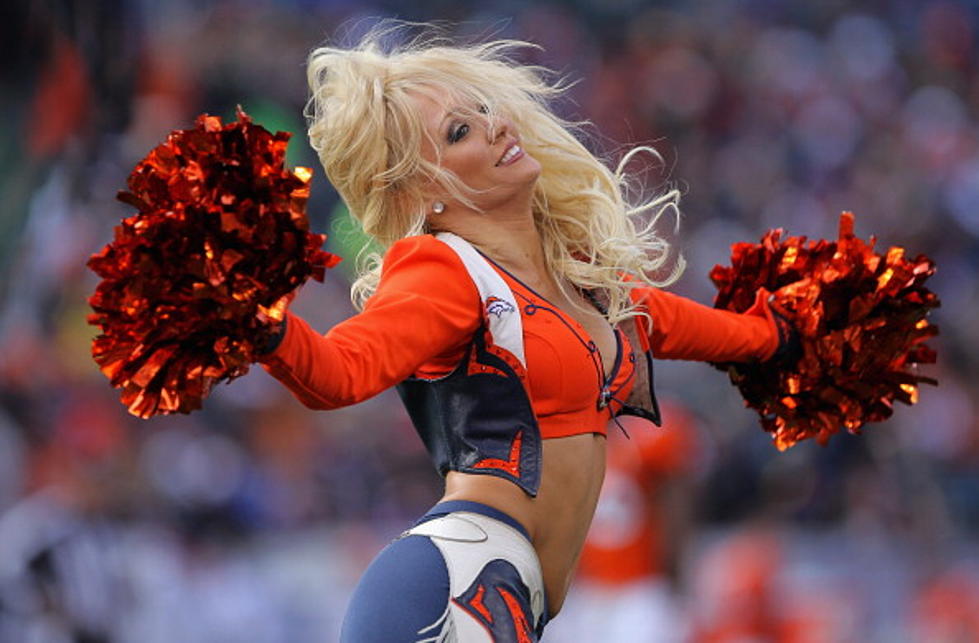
top-left (447, 122), bottom-right (470, 144)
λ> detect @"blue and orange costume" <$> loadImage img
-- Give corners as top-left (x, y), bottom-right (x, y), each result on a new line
top-left (259, 233), bottom-right (784, 642)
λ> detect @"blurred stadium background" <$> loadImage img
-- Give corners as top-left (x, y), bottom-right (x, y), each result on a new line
top-left (2, 1), bottom-right (978, 641)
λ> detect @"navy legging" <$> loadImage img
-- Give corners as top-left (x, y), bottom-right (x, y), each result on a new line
top-left (340, 500), bottom-right (543, 642)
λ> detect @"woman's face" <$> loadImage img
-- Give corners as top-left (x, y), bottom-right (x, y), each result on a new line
top-left (411, 87), bottom-right (541, 213)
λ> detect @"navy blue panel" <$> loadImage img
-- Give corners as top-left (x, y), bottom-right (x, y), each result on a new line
top-left (614, 348), bottom-right (662, 427)
top-left (397, 327), bottom-right (542, 495)
top-left (340, 535), bottom-right (449, 643)
top-left (454, 558), bottom-right (537, 643)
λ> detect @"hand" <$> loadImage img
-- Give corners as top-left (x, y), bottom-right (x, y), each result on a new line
top-left (256, 289), bottom-right (297, 326)
top-left (255, 290), bottom-right (297, 356)
top-left (767, 298), bottom-right (802, 365)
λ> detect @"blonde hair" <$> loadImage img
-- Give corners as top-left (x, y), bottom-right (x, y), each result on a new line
top-left (306, 25), bottom-right (684, 323)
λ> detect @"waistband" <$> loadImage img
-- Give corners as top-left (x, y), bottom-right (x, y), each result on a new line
top-left (415, 500), bottom-right (531, 543)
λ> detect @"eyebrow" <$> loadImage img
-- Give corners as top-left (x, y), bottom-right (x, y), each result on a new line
top-left (434, 108), bottom-right (470, 146)
top-left (438, 107), bottom-right (464, 128)
top-left (434, 102), bottom-right (485, 141)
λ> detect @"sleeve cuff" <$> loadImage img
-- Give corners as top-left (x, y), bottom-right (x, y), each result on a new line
top-left (746, 288), bottom-right (800, 364)
top-left (257, 315), bottom-right (289, 358)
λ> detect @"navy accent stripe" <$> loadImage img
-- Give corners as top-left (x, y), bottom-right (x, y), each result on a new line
top-left (605, 328), bottom-right (624, 390)
top-left (416, 500), bottom-right (531, 541)
top-left (472, 249), bottom-right (556, 306)
top-left (608, 348), bottom-right (635, 399)
top-left (517, 297), bottom-right (604, 387)
top-left (474, 250), bottom-right (627, 398)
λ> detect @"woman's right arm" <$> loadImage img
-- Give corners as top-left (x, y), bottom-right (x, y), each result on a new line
top-left (258, 235), bottom-right (482, 410)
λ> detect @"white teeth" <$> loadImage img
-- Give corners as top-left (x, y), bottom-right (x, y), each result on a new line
top-left (499, 145), bottom-right (521, 165)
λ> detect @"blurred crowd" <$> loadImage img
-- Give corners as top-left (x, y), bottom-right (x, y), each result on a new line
top-left (2, 1), bottom-right (978, 641)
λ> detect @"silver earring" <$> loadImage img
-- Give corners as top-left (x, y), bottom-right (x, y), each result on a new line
top-left (432, 201), bottom-right (445, 214)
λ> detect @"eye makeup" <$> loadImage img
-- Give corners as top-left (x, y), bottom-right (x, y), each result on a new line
top-left (447, 121), bottom-right (470, 143)
top-left (442, 103), bottom-right (492, 144)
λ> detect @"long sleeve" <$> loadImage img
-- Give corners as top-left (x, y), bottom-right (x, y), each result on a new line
top-left (631, 286), bottom-right (779, 363)
top-left (258, 235), bottom-right (482, 409)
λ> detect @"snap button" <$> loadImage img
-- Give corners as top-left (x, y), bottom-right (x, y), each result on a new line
top-left (597, 388), bottom-right (611, 409)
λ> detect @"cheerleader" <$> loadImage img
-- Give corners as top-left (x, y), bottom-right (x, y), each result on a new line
top-left (255, 28), bottom-right (790, 642)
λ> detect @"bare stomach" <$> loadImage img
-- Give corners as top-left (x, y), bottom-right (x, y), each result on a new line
top-left (441, 432), bottom-right (607, 617)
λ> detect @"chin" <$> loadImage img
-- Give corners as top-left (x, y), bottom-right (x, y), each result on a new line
top-left (518, 154), bottom-right (543, 182)
top-left (513, 162), bottom-right (541, 195)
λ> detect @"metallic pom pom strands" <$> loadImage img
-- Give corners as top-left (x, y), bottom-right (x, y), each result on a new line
top-left (87, 109), bottom-right (341, 418)
top-left (709, 212), bottom-right (940, 451)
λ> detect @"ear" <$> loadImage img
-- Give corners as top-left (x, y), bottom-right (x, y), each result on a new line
top-left (425, 199), bottom-right (450, 230)
top-left (419, 175), bottom-right (450, 223)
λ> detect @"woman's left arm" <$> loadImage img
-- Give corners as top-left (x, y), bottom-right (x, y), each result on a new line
top-left (631, 286), bottom-right (783, 363)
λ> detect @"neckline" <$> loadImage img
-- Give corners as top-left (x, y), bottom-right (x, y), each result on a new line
top-left (474, 248), bottom-right (624, 385)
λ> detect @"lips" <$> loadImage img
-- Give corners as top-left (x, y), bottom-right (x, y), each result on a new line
top-left (496, 142), bottom-right (523, 167)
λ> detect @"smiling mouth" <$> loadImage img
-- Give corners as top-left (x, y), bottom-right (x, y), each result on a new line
top-left (496, 144), bottom-right (523, 166)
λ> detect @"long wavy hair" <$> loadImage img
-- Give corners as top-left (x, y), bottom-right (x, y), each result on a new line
top-left (305, 24), bottom-right (684, 323)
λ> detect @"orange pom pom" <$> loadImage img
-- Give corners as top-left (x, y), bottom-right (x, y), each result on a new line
top-left (88, 109), bottom-right (340, 418)
top-left (710, 213), bottom-right (939, 450)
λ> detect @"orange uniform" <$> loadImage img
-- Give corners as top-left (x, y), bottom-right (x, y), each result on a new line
top-left (260, 234), bottom-right (779, 493)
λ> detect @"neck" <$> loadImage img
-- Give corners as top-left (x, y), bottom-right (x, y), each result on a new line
top-left (437, 199), bottom-right (548, 277)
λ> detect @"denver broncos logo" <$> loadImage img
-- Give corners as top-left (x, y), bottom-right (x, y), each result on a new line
top-left (485, 296), bottom-right (516, 318)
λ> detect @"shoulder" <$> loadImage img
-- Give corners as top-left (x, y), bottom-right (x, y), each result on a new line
top-left (382, 234), bottom-right (467, 274)
top-left (373, 234), bottom-right (479, 305)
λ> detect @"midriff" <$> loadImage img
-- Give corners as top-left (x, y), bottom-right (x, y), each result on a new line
top-left (441, 431), bottom-right (607, 617)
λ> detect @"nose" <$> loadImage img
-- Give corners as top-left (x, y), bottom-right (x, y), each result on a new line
top-left (487, 114), bottom-right (510, 143)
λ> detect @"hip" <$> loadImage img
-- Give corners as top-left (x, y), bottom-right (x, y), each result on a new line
top-left (341, 500), bottom-right (548, 643)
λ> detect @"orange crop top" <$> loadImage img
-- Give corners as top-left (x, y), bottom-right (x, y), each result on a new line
top-left (260, 234), bottom-right (779, 438)
top-left (478, 257), bottom-right (640, 439)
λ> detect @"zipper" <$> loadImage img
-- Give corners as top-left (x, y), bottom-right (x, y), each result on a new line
top-left (597, 328), bottom-right (623, 409)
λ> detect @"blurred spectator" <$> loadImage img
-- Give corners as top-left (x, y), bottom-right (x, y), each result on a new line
top-left (909, 566), bottom-right (979, 641)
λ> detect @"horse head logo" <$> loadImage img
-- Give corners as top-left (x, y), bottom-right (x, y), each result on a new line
top-left (485, 296), bottom-right (516, 318)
